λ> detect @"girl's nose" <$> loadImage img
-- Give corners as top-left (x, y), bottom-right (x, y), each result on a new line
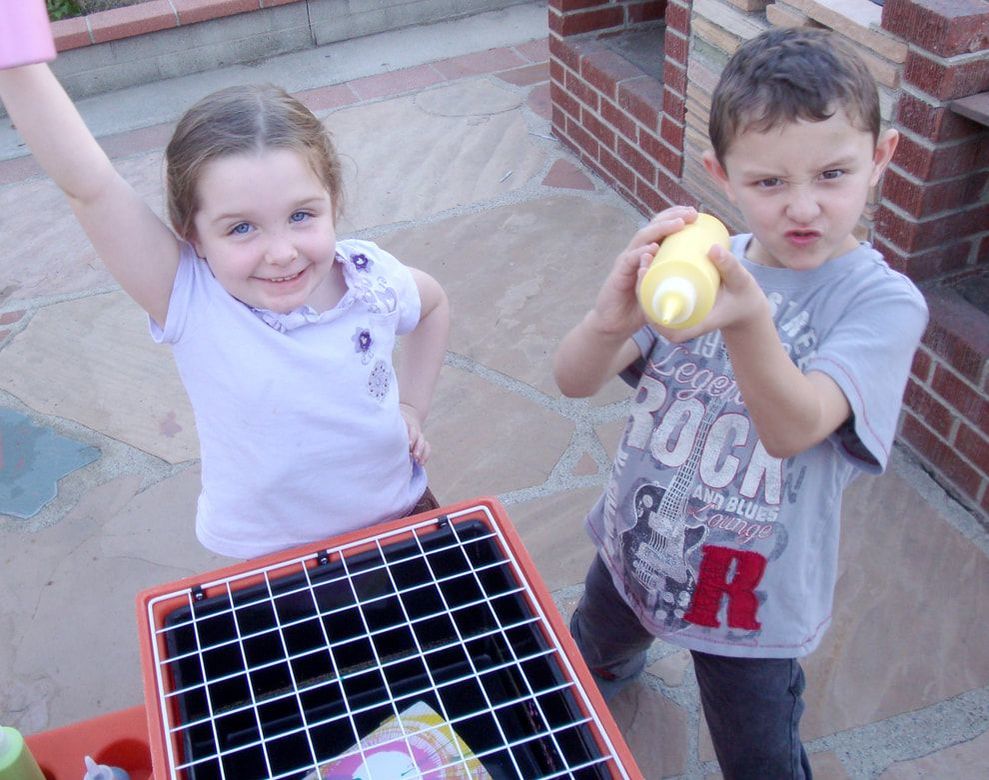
top-left (265, 233), bottom-right (298, 265)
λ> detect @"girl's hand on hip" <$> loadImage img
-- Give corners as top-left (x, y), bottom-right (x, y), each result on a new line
top-left (400, 402), bottom-right (431, 465)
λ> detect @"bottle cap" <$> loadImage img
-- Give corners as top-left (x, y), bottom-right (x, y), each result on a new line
top-left (84, 755), bottom-right (131, 780)
top-left (652, 277), bottom-right (696, 326)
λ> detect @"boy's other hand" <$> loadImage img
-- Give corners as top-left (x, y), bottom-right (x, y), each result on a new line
top-left (592, 206), bottom-right (700, 338)
top-left (654, 243), bottom-right (769, 344)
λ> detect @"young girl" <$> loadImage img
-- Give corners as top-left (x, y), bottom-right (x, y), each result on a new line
top-left (0, 33), bottom-right (450, 559)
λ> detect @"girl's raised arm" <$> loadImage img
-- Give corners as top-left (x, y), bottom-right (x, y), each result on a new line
top-left (0, 63), bottom-right (180, 325)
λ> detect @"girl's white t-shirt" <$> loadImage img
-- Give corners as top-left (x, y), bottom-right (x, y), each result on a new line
top-left (151, 240), bottom-right (426, 559)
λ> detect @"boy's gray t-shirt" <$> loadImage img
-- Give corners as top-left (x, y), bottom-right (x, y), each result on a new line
top-left (587, 236), bottom-right (928, 658)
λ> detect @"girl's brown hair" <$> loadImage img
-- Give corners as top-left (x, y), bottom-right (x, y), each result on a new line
top-left (709, 28), bottom-right (881, 164)
top-left (165, 84), bottom-right (343, 240)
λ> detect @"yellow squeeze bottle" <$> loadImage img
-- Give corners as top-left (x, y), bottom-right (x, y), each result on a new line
top-left (638, 213), bottom-right (729, 329)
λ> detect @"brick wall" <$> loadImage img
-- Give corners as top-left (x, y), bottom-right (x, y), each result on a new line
top-left (549, 0), bottom-right (989, 524)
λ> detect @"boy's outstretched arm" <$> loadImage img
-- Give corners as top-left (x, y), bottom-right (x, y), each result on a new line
top-left (555, 207), bottom-right (699, 398)
top-left (665, 245), bottom-right (851, 459)
top-left (0, 64), bottom-right (179, 325)
top-left (398, 268), bottom-right (450, 464)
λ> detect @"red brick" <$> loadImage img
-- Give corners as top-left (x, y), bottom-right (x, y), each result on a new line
top-left (663, 85), bottom-right (685, 123)
top-left (663, 59), bottom-right (687, 97)
top-left (566, 115), bottom-right (602, 160)
top-left (900, 414), bottom-right (983, 499)
top-left (661, 116), bottom-right (685, 150)
top-left (903, 378), bottom-right (955, 438)
top-left (912, 346), bottom-right (934, 382)
top-left (51, 16), bottom-right (91, 51)
top-left (600, 146), bottom-right (639, 191)
top-left (956, 423), bottom-right (989, 477)
top-left (496, 62), bottom-right (550, 87)
top-left (618, 75), bottom-right (664, 128)
top-left (665, 29), bottom-right (689, 66)
top-left (551, 80), bottom-right (581, 122)
top-left (903, 51), bottom-right (989, 102)
top-left (601, 97), bottom-right (640, 143)
top-left (565, 68), bottom-right (601, 111)
top-left (581, 48), bottom-right (647, 100)
top-left (639, 128), bottom-right (681, 174)
top-left (0, 310), bottom-right (25, 326)
top-left (923, 290), bottom-right (989, 384)
top-left (351, 65), bottom-right (444, 101)
top-left (895, 92), bottom-right (982, 144)
top-left (665, 0), bottom-right (691, 35)
top-left (88, 0), bottom-right (177, 44)
top-left (617, 137), bottom-right (658, 184)
top-left (433, 48), bottom-right (527, 80)
top-left (553, 7), bottom-right (626, 36)
top-left (628, 0), bottom-right (669, 24)
top-left (173, 0), bottom-right (256, 26)
top-left (891, 134), bottom-right (988, 183)
top-left (549, 34), bottom-right (581, 71)
top-left (876, 202), bottom-right (989, 255)
top-left (882, 168), bottom-right (989, 218)
top-left (550, 59), bottom-right (567, 86)
top-left (583, 106), bottom-right (617, 150)
top-left (931, 364), bottom-right (989, 428)
top-left (882, 0), bottom-right (989, 58)
top-left (552, 0), bottom-right (610, 11)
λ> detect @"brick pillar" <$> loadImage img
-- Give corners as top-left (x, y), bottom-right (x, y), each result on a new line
top-left (875, 0), bottom-right (989, 281)
top-left (879, 0), bottom-right (989, 521)
top-left (549, 0), bottom-right (690, 216)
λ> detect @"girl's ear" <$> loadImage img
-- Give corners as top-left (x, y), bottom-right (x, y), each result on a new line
top-left (702, 150), bottom-right (736, 203)
top-left (870, 128), bottom-right (899, 186)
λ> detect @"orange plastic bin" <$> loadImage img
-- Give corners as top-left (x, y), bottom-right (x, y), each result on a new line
top-left (24, 705), bottom-right (153, 779)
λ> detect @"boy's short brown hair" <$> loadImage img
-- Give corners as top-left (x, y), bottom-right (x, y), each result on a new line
top-left (708, 27), bottom-right (881, 163)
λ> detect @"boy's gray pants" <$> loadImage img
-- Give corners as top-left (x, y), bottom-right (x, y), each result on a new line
top-left (570, 553), bottom-right (813, 780)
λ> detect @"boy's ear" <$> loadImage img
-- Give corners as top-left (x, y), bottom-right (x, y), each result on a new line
top-left (869, 128), bottom-right (899, 186)
top-left (702, 150), bottom-right (736, 203)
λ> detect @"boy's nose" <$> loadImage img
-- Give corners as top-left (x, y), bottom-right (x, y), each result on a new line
top-left (785, 188), bottom-right (821, 223)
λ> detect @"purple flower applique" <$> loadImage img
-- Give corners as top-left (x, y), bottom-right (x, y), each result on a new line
top-left (350, 252), bottom-right (372, 272)
top-left (352, 327), bottom-right (374, 364)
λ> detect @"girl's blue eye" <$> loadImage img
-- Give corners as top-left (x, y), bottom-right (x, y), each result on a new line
top-left (290, 211), bottom-right (310, 223)
top-left (230, 222), bottom-right (251, 235)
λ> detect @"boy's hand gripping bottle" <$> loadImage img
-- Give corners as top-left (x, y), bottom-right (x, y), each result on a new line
top-left (638, 213), bottom-right (729, 330)
top-left (0, 0), bottom-right (57, 70)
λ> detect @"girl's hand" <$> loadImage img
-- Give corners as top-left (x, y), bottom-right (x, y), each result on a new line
top-left (400, 402), bottom-right (431, 465)
top-left (591, 206), bottom-right (701, 338)
top-left (653, 243), bottom-right (769, 343)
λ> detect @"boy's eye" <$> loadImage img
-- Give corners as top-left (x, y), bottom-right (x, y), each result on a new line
top-left (229, 222), bottom-right (252, 236)
top-left (290, 211), bottom-right (311, 223)
top-left (756, 177), bottom-right (782, 189)
top-left (821, 169), bottom-right (844, 181)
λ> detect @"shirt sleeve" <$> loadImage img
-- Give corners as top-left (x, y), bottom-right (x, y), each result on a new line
top-left (351, 240), bottom-right (421, 335)
top-left (806, 272), bottom-right (928, 473)
top-left (149, 241), bottom-right (200, 345)
top-left (619, 326), bottom-right (659, 387)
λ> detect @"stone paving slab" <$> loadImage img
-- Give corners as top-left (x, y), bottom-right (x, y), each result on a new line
top-left (0, 7), bottom-right (987, 779)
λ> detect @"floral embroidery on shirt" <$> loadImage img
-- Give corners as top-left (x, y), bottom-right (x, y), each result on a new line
top-left (368, 360), bottom-right (390, 400)
top-left (352, 327), bottom-right (374, 364)
top-left (351, 252), bottom-right (372, 272)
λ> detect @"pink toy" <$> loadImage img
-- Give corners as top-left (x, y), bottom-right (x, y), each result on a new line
top-left (0, 0), bottom-right (57, 69)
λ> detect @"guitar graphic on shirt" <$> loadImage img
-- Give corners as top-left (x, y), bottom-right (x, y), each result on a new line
top-left (626, 390), bottom-right (727, 595)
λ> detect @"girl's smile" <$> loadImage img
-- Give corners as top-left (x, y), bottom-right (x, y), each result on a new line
top-left (190, 149), bottom-right (343, 313)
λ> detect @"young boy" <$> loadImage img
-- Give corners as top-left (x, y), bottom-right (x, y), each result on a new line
top-left (553, 27), bottom-right (928, 778)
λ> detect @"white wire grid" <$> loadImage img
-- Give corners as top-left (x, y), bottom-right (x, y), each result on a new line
top-left (142, 504), bottom-right (634, 780)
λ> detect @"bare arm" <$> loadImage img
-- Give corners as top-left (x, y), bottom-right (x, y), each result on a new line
top-left (398, 268), bottom-right (450, 463)
top-left (554, 207), bottom-right (700, 398)
top-left (0, 64), bottom-right (179, 324)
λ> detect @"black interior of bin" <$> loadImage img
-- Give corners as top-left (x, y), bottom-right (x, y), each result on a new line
top-left (161, 519), bottom-right (609, 779)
